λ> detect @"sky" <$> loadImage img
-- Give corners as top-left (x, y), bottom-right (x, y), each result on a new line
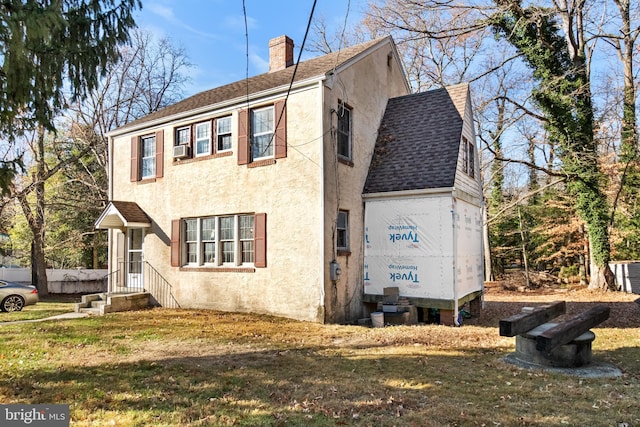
top-left (133, 0), bottom-right (368, 97)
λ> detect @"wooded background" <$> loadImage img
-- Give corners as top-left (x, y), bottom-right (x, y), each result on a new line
top-left (0, 0), bottom-right (637, 294)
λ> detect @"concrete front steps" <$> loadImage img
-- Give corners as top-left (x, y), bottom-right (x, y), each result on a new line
top-left (75, 292), bottom-right (152, 316)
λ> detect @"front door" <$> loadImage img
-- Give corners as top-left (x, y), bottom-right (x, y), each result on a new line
top-left (127, 228), bottom-right (144, 289)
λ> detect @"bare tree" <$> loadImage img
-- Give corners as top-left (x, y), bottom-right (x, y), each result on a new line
top-left (7, 29), bottom-right (191, 290)
top-left (64, 28), bottom-right (190, 194)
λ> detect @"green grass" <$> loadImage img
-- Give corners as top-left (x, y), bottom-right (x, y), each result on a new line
top-left (0, 306), bottom-right (638, 426)
top-left (0, 295), bottom-right (77, 322)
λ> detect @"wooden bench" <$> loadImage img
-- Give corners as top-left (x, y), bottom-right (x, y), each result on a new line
top-left (499, 301), bottom-right (610, 367)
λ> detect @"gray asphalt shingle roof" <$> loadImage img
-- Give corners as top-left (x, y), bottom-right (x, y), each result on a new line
top-left (114, 37), bottom-right (387, 134)
top-left (363, 83), bottom-right (469, 194)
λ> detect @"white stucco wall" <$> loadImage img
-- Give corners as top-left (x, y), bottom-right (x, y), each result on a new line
top-left (110, 84), bottom-right (326, 322)
top-left (108, 37), bottom-right (410, 323)
top-left (321, 40), bottom-right (410, 322)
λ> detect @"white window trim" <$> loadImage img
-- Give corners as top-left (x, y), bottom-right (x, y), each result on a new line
top-left (239, 215), bottom-right (255, 264)
top-left (251, 106), bottom-right (275, 161)
top-left (185, 219), bottom-right (199, 265)
top-left (141, 134), bottom-right (156, 179)
top-left (220, 215), bottom-right (236, 265)
top-left (194, 121), bottom-right (211, 157)
top-left (183, 214), bottom-right (255, 267)
top-left (217, 116), bottom-right (233, 152)
top-left (201, 217), bottom-right (216, 265)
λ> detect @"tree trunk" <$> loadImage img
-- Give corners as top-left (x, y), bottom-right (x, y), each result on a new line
top-left (18, 126), bottom-right (49, 296)
top-left (589, 262), bottom-right (616, 291)
top-left (31, 230), bottom-right (49, 296)
top-left (21, 193), bottom-right (48, 296)
top-left (517, 205), bottom-right (531, 288)
top-left (587, 237), bottom-right (616, 291)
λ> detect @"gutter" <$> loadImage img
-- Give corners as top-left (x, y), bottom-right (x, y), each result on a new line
top-left (108, 76), bottom-right (325, 138)
top-left (363, 187), bottom-right (454, 201)
top-left (108, 38), bottom-right (399, 139)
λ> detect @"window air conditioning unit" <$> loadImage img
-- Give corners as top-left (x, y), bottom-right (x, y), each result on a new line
top-left (173, 144), bottom-right (190, 159)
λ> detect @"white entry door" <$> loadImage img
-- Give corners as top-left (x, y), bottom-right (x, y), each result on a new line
top-left (127, 228), bottom-right (144, 289)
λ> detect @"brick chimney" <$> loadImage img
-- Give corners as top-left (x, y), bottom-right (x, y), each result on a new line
top-left (269, 35), bottom-right (294, 72)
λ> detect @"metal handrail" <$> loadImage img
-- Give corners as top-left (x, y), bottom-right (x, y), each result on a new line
top-left (105, 261), bottom-right (179, 308)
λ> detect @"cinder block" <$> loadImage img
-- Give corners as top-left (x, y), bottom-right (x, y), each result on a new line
top-left (439, 309), bottom-right (456, 326)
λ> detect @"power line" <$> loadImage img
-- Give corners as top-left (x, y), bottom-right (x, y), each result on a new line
top-left (256, 0), bottom-right (318, 158)
top-left (242, 0), bottom-right (249, 109)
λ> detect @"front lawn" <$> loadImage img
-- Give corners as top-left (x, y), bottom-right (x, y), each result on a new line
top-left (0, 295), bottom-right (78, 322)
top-left (0, 288), bottom-right (638, 426)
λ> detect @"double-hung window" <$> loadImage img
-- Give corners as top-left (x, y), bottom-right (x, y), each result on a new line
top-left (185, 219), bottom-right (198, 264)
top-left (174, 214), bottom-right (259, 267)
top-left (131, 131), bottom-right (163, 181)
top-left (337, 103), bottom-right (352, 161)
top-left (238, 100), bottom-right (286, 165)
top-left (171, 214), bottom-right (266, 268)
top-left (217, 116), bottom-right (232, 152)
top-left (240, 215), bottom-right (254, 263)
top-left (337, 210), bottom-right (349, 251)
top-left (195, 121), bottom-right (211, 156)
top-left (251, 106), bottom-right (275, 160)
top-left (141, 135), bottom-right (156, 179)
top-left (201, 218), bottom-right (216, 264)
top-left (175, 126), bottom-right (190, 146)
top-left (220, 216), bottom-right (235, 264)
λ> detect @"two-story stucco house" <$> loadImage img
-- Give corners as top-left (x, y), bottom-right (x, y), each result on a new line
top-left (95, 35), bottom-right (484, 324)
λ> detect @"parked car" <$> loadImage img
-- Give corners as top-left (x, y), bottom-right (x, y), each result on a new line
top-left (0, 281), bottom-right (38, 312)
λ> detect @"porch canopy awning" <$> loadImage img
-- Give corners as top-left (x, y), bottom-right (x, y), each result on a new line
top-left (95, 201), bottom-right (151, 229)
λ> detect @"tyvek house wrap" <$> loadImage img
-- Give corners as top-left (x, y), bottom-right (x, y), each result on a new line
top-left (363, 195), bottom-right (483, 301)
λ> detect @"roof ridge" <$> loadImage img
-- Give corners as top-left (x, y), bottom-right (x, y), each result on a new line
top-left (111, 36), bottom-right (391, 135)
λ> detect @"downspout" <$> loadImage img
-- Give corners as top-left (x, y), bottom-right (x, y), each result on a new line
top-left (480, 197), bottom-right (487, 310)
top-left (451, 190), bottom-right (460, 326)
top-left (318, 80), bottom-right (326, 320)
top-left (107, 135), bottom-right (114, 294)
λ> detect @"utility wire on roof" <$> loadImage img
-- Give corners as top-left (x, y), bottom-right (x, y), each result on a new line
top-left (257, 0), bottom-right (318, 158)
top-left (242, 0), bottom-right (250, 109)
